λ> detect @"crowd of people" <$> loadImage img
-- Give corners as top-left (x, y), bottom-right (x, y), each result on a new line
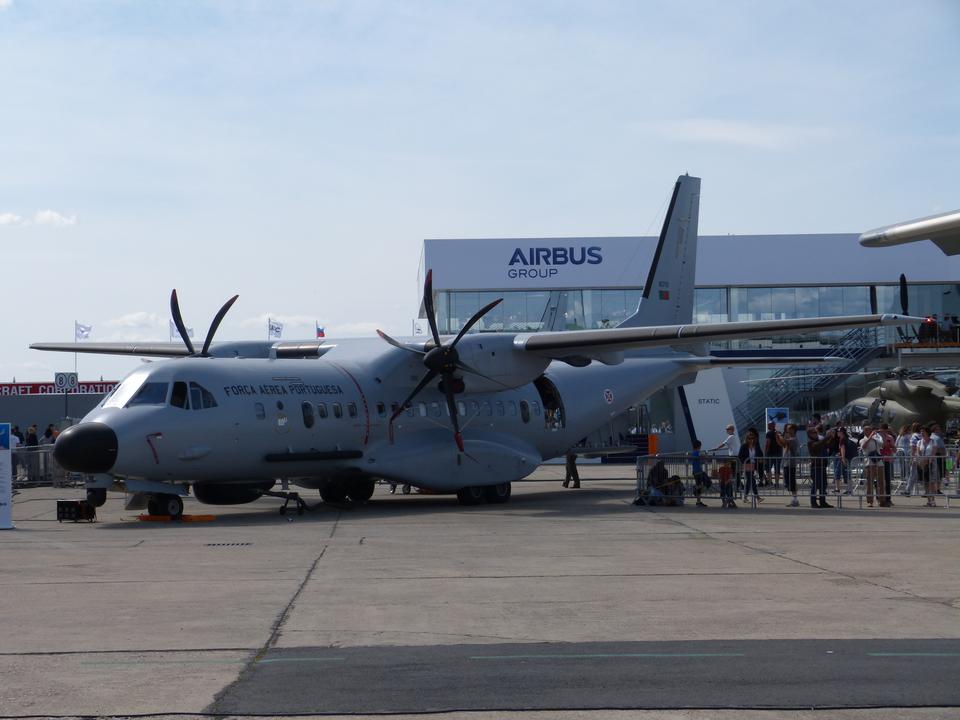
top-left (701, 417), bottom-right (953, 509)
top-left (9, 423), bottom-right (60, 481)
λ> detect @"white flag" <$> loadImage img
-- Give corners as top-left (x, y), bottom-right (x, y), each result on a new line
top-left (169, 319), bottom-right (194, 341)
top-left (268, 318), bottom-right (283, 339)
top-left (75, 322), bottom-right (92, 340)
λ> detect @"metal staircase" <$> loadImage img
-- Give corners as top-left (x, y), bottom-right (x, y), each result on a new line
top-left (733, 326), bottom-right (887, 431)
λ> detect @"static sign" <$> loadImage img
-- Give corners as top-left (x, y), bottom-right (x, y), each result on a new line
top-left (422, 236), bottom-right (658, 290)
top-left (0, 423), bottom-right (11, 530)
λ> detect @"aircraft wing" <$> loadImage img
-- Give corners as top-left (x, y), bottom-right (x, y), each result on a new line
top-left (515, 313), bottom-right (921, 360)
top-left (30, 342), bottom-right (190, 357)
top-left (30, 340), bottom-right (334, 359)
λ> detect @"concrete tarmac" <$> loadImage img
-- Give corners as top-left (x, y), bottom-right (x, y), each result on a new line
top-left (2, 466), bottom-right (959, 719)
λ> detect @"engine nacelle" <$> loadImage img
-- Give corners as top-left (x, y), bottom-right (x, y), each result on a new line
top-left (193, 481), bottom-right (274, 505)
top-left (454, 334), bottom-right (550, 391)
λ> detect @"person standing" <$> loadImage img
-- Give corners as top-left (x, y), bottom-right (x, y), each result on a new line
top-left (918, 426), bottom-right (938, 507)
top-left (711, 424), bottom-right (739, 509)
top-left (859, 425), bottom-right (882, 507)
top-left (563, 450), bottom-right (580, 489)
top-left (878, 423), bottom-right (896, 507)
top-left (779, 424), bottom-right (800, 507)
top-left (738, 428), bottom-right (764, 504)
top-left (930, 424), bottom-right (947, 496)
top-left (834, 427), bottom-right (853, 494)
top-left (895, 424), bottom-right (912, 495)
top-left (764, 421), bottom-right (783, 488)
top-left (690, 440), bottom-right (709, 508)
top-left (808, 425), bottom-right (832, 508)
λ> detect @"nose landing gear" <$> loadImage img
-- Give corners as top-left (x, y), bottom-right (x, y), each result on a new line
top-left (264, 489), bottom-right (309, 515)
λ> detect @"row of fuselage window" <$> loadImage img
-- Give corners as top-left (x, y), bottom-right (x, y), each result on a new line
top-left (254, 398), bottom-right (543, 429)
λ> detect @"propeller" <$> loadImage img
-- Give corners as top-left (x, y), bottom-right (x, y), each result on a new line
top-left (170, 289), bottom-right (239, 358)
top-left (377, 270), bottom-right (502, 453)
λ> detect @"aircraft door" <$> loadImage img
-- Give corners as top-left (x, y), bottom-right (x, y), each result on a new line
top-left (534, 376), bottom-right (566, 430)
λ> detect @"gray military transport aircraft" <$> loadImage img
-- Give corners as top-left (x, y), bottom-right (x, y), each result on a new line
top-left (34, 175), bottom-right (920, 517)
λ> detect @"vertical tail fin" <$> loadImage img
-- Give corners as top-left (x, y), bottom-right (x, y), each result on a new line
top-left (619, 174), bottom-right (700, 328)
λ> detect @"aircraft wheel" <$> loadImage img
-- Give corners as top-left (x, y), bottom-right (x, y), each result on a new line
top-left (456, 486), bottom-right (485, 505)
top-left (401, 484), bottom-right (411, 495)
top-left (483, 482), bottom-right (512, 504)
top-left (319, 480), bottom-right (348, 504)
top-left (147, 498), bottom-right (161, 516)
top-left (86, 488), bottom-right (107, 508)
top-left (346, 478), bottom-right (376, 503)
top-left (156, 494), bottom-right (184, 518)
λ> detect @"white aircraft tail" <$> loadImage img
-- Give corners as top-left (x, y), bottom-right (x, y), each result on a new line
top-left (619, 174), bottom-right (700, 328)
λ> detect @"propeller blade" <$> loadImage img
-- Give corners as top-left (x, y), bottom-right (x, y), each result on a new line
top-left (440, 373), bottom-right (464, 452)
top-left (422, 269), bottom-right (442, 347)
top-left (456, 360), bottom-right (513, 389)
top-left (452, 297), bottom-right (503, 347)
top-left (201, 295), bottom-right (239, 357)
top-left (900, 273), bottom-right (909, 315)
top-left (377, 329), bottom-right (426, 356)
top-left (389, 369), bottom-right (439, 426)
top-left (170, 290), bottom-right (196, 356)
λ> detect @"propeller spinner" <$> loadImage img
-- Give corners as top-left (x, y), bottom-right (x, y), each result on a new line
top-left (377, 270), bottom-right (502, 453)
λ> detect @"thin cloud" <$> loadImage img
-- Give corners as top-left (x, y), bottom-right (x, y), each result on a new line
top-left (327, 321), bottom-right (380, 337)
top-left (100, 312), bottom-right (165, 341)
top-left (240, 313), bottom-right (318, 328)
top-left (33, 209), bottom-right (77, 226)
top-left (637, 118), bottom-right (835, 150)
top-left (0, 209), bottom-right (77, 226)
top-left (0, 0), bottom-right (12, 10)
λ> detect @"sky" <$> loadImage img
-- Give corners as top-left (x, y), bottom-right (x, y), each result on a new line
top-left (1, 0), bottom-right (958, 381)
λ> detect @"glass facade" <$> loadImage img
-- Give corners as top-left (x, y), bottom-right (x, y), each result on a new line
top-left (437, 283), bottom-right (960, 347)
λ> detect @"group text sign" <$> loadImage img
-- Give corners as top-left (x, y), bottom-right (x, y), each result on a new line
top-left (422, 236), bottom-right (659, 290)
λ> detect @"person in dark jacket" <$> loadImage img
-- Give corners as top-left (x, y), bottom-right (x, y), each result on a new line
top-left (808, 425), bottom-right (833, 508)
top-left (738, 427), bottom-right (764, 504)
top-left (563, 450), bottom-right (580, 488)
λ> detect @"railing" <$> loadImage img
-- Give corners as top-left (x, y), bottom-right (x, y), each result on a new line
top-left (632, 448), bottom-right (955, 508)
top-left (11, 446), bottom-right (80, 488)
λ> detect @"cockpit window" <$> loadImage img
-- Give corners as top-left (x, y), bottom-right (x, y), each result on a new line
top-left (189, 382), bottom-right (218, 410)
top-left (103, 372), bottom-right (149, 408)
top-left (170, 381), bottom-right (189, 409)
top-left (126, 382), bottom-right (170, 407)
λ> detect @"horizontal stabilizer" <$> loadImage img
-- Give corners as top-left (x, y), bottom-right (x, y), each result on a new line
top-left (860, 209), bottom-right (960, 255)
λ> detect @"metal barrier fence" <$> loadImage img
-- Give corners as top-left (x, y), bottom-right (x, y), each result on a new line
top-left (634, 449), bottom-right (957, 508)
top-left (11, 446), bottom-right (79, 488)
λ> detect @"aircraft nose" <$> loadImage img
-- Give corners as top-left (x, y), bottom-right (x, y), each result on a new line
top-left (54, 422), bottom-right (118, 473)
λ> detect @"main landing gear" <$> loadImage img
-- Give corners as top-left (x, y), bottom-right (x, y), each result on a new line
top-left (264, 489), bottom-right (309, 515)
top-left (456, 482), bottom-right (511, 505)
top-left (147, 493), bottom-right (184, 518)
top-left (319, 478), bottom-right (376, 504)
